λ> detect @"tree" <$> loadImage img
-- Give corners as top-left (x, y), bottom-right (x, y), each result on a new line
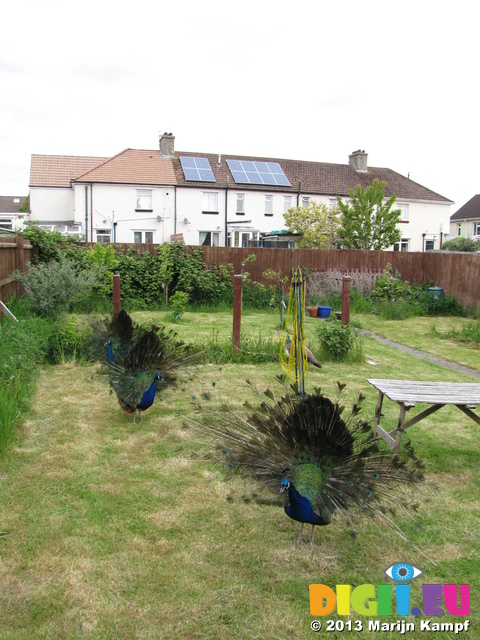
top-left (337, 179), bottom-right (401, 250)
top-left (284, 200), bottom-right (341, 248)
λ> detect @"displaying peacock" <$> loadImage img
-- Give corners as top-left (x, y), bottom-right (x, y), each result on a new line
top-left (103, 310), bottom-right (193, 422)
top-left (193, 378), bottom-right (424, 548)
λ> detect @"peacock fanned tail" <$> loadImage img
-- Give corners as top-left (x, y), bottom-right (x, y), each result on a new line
top-left (193, 377), bottom-right (425, 537)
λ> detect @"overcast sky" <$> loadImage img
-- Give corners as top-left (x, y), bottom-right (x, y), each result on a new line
top-left (1, 1), bottom-right (478, 213)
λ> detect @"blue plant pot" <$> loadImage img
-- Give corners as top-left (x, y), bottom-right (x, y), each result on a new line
top-left (318, 305), bottom-right (331, 318)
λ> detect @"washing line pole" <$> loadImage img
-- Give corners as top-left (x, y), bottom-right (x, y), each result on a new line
top-left (295, 267), bottom-right (305, 395)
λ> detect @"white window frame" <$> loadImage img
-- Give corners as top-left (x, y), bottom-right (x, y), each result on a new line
top-left (203, 192), bottom-right (218, 213)
top-left (136, 189), bottom-right (152, 211)
top-left (265, 195), bottom-right (273, 216)
top-left (329, 198), bottom-right (337, 209)
top-left (133, 230), bottom-right (154, 244)
top-left (0, 218), bottom-right (12, 230)
top-left (393, 238), bottom-right (409, 252)
top-left (283, 196), bottom-right (292, 212)
top-left (397, 203), bottom-right (409, 221)
top-left (473, 222), bottom-right (480, 236)
top-left (302, 196), bottom-right (310, 207)
top-left (199, 231), bottom-right (220, 246)
top-left (96, 229), bottom-right (111, 243)
top-left (236, 193), bottom-right (245, 214)
top-left (457, 224), bottom-right (462, 236)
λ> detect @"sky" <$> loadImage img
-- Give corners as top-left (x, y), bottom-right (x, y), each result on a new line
top-left (1, 0), bottom-right (478, 213)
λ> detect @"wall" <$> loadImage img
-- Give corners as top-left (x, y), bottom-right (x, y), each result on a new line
top-left (30, 187), bottom-right (75, 221)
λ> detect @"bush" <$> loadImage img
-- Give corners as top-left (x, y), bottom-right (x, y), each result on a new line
top-left (13, 253), bottom-right (101, 317)
top-left (316, 320), bottom-right (358, 362)
top-left (441, 237), bottom-right (479, 252)
top-left (169, 291), bottom-right (189, 321)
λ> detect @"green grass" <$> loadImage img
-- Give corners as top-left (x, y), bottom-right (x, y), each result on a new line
top-left (0, 309), bottom-right (479, 638)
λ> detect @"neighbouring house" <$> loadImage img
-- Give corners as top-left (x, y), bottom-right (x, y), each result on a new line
top-left (28, 135), bottom-right (453, 251)
top-left (449, 195), bottom-right (480, 240)
top-left (0, 196), bottom-right (28, 232)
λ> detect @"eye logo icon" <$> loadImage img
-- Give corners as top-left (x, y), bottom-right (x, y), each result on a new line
top-left (385, 562), bottom-right (423, 582)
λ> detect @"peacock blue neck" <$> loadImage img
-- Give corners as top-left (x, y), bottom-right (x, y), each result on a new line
top-left (137, 374), bottom-right (161, 410)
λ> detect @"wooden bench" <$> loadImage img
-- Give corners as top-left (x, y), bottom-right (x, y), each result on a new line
top-left (367, 379), bottom-right (480, 455)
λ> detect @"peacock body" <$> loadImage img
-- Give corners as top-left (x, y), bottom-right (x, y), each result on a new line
top-left (99, 310), bottom-right (192, 422)
top-left (195, 378), bottom-right (424, 548)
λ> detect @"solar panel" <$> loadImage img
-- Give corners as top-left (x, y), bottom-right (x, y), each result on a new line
top-left (180, 156), bottom-right (215, 182)
top-left (226, 159), bottom-right (291, 186)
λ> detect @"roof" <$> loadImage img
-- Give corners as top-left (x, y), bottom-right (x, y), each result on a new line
top-left (450, 195), bottom-right (480, 220)
top-left (75, 149), bottom-right (177, 185)
top-left (30, 154), bottom-right (109, 188)
top-left (0, 195), bottom-right (27, 214)
top-left (173, 151), bottom-right (452, 203)
top-left (29, 147), bottom-right (452, 203)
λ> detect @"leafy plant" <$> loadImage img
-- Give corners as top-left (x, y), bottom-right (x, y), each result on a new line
top-left (316, 320), bottom-right (358, 362)
top-left (169, 291), bottom-right (189, 320)
top-left (13, 253), bottom-right (100, 317)
top-left (441, 236), bottom-right (479, 252)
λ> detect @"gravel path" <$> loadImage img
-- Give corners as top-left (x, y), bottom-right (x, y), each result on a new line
top-left (359, 329), bottom-right (480, 380)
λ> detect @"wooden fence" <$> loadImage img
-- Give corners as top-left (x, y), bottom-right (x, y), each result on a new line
top-left (3, 239), bottom-right (480, 311)
top-left (0, 235), bottom-right (35, 304)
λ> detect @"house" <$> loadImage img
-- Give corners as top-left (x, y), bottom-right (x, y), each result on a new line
top-left (449, 195), bottom-right (480, 240)
top-left (0, 196), bottom-right (28, 232)
top-left (28, 134), bottom-right (453, 251)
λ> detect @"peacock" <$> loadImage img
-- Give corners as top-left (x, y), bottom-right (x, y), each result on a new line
top-left (193, 378), bottom-right (424, 548)
top-left (102, 310), bottom-right (193, 422)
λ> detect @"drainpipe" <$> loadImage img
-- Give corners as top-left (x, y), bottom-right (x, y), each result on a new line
top-left (84, 186), bottom-right (88, 241)
top-left (297, 180), bottom-right (301, 207)
top-left (224, 176), bottom-right (229, 247)
top-left (173, 186), bottom-right (177, 236)
top-left (90, 185), bottom-right (93, 243)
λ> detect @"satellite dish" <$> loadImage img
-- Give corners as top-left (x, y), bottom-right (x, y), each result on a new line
top-left (156, 215), bottom-right (162, 222)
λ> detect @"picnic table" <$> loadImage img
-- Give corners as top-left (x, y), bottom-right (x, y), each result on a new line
top-left (367, 379), bottom-right (480, 455)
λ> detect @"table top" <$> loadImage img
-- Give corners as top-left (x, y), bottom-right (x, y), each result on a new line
top-left (367, 379), bottom-right (480, 405)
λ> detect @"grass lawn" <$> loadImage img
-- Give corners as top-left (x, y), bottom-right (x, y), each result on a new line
top-left (0, 309), bottom-right (479, 639)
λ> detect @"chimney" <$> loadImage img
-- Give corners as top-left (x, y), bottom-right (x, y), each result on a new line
top-left (159, 132), bottom-right (175, 158)
top-left (348, 149), bottom-right (368, 173)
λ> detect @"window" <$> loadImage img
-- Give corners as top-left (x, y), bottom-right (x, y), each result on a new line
top-left (227, 230), bottom-right (258, 247)
top-left (265, 195), bottom-right (273, 216)
top-left (133, 231), bottom-right (154, 244)
top-left (329, 198), bottom-right (337, 209)
top-left (0, 218), bottom-right (12, 230)
top-left (397, 203), bottom-right (409, 221)
top-left (199, 231), bottom-right (219, 246)
top-left (425, 239), bottom-right (435, 251)
top-left (393, 239), bottom-right (409, 252)
top-left (136, 189), bottom-right (152, 211)
top-left (284, 196), bottom-right (292, 212)
top-left (236, 193), bottom-right (245, 214)
top-left (96, 229), bottom-right (111, 243)
top-left (474, 222), bottom-right (480, 236)
top-left (457, 224), bottom-right (462, 236)
top-left (203, 192), bottom-right (218, 213)
top-left (302, 197), bottom-right (310, 207)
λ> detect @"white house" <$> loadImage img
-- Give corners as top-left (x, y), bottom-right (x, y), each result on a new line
top-left (28, 134), bottom-right (453, 251)
top-left (0, 196), bottom-right (28, 232)
top-left (449, 195), bottom-right (480, 240)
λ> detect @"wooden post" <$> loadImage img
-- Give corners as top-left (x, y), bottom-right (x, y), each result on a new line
top-left (16, 233), bottom-right (26, 275)
top-left (113, 274), bottom-right (121, 315)
top-left (341, 276), bottom-right (351, 326)
top-left (232, 274), bottom-right (242, 351)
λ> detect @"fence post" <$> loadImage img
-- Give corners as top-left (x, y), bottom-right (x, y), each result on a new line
top-left (113, 274), bottom-right (121, 315)
top-left (233, 274), bottom-right (242, 351)
top-left (341, 276), bottom-right (351, 326)
top-left (16, 233), bottom-right (26, 275)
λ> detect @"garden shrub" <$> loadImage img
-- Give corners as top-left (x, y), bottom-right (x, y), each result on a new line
top-left (13, 253), bottom-right (101, 317)
top-left (316, 320), bottom-right (358, 362)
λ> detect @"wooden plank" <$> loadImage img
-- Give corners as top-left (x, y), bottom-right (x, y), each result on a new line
top-left (367, 380), bottom-right (480, 405)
